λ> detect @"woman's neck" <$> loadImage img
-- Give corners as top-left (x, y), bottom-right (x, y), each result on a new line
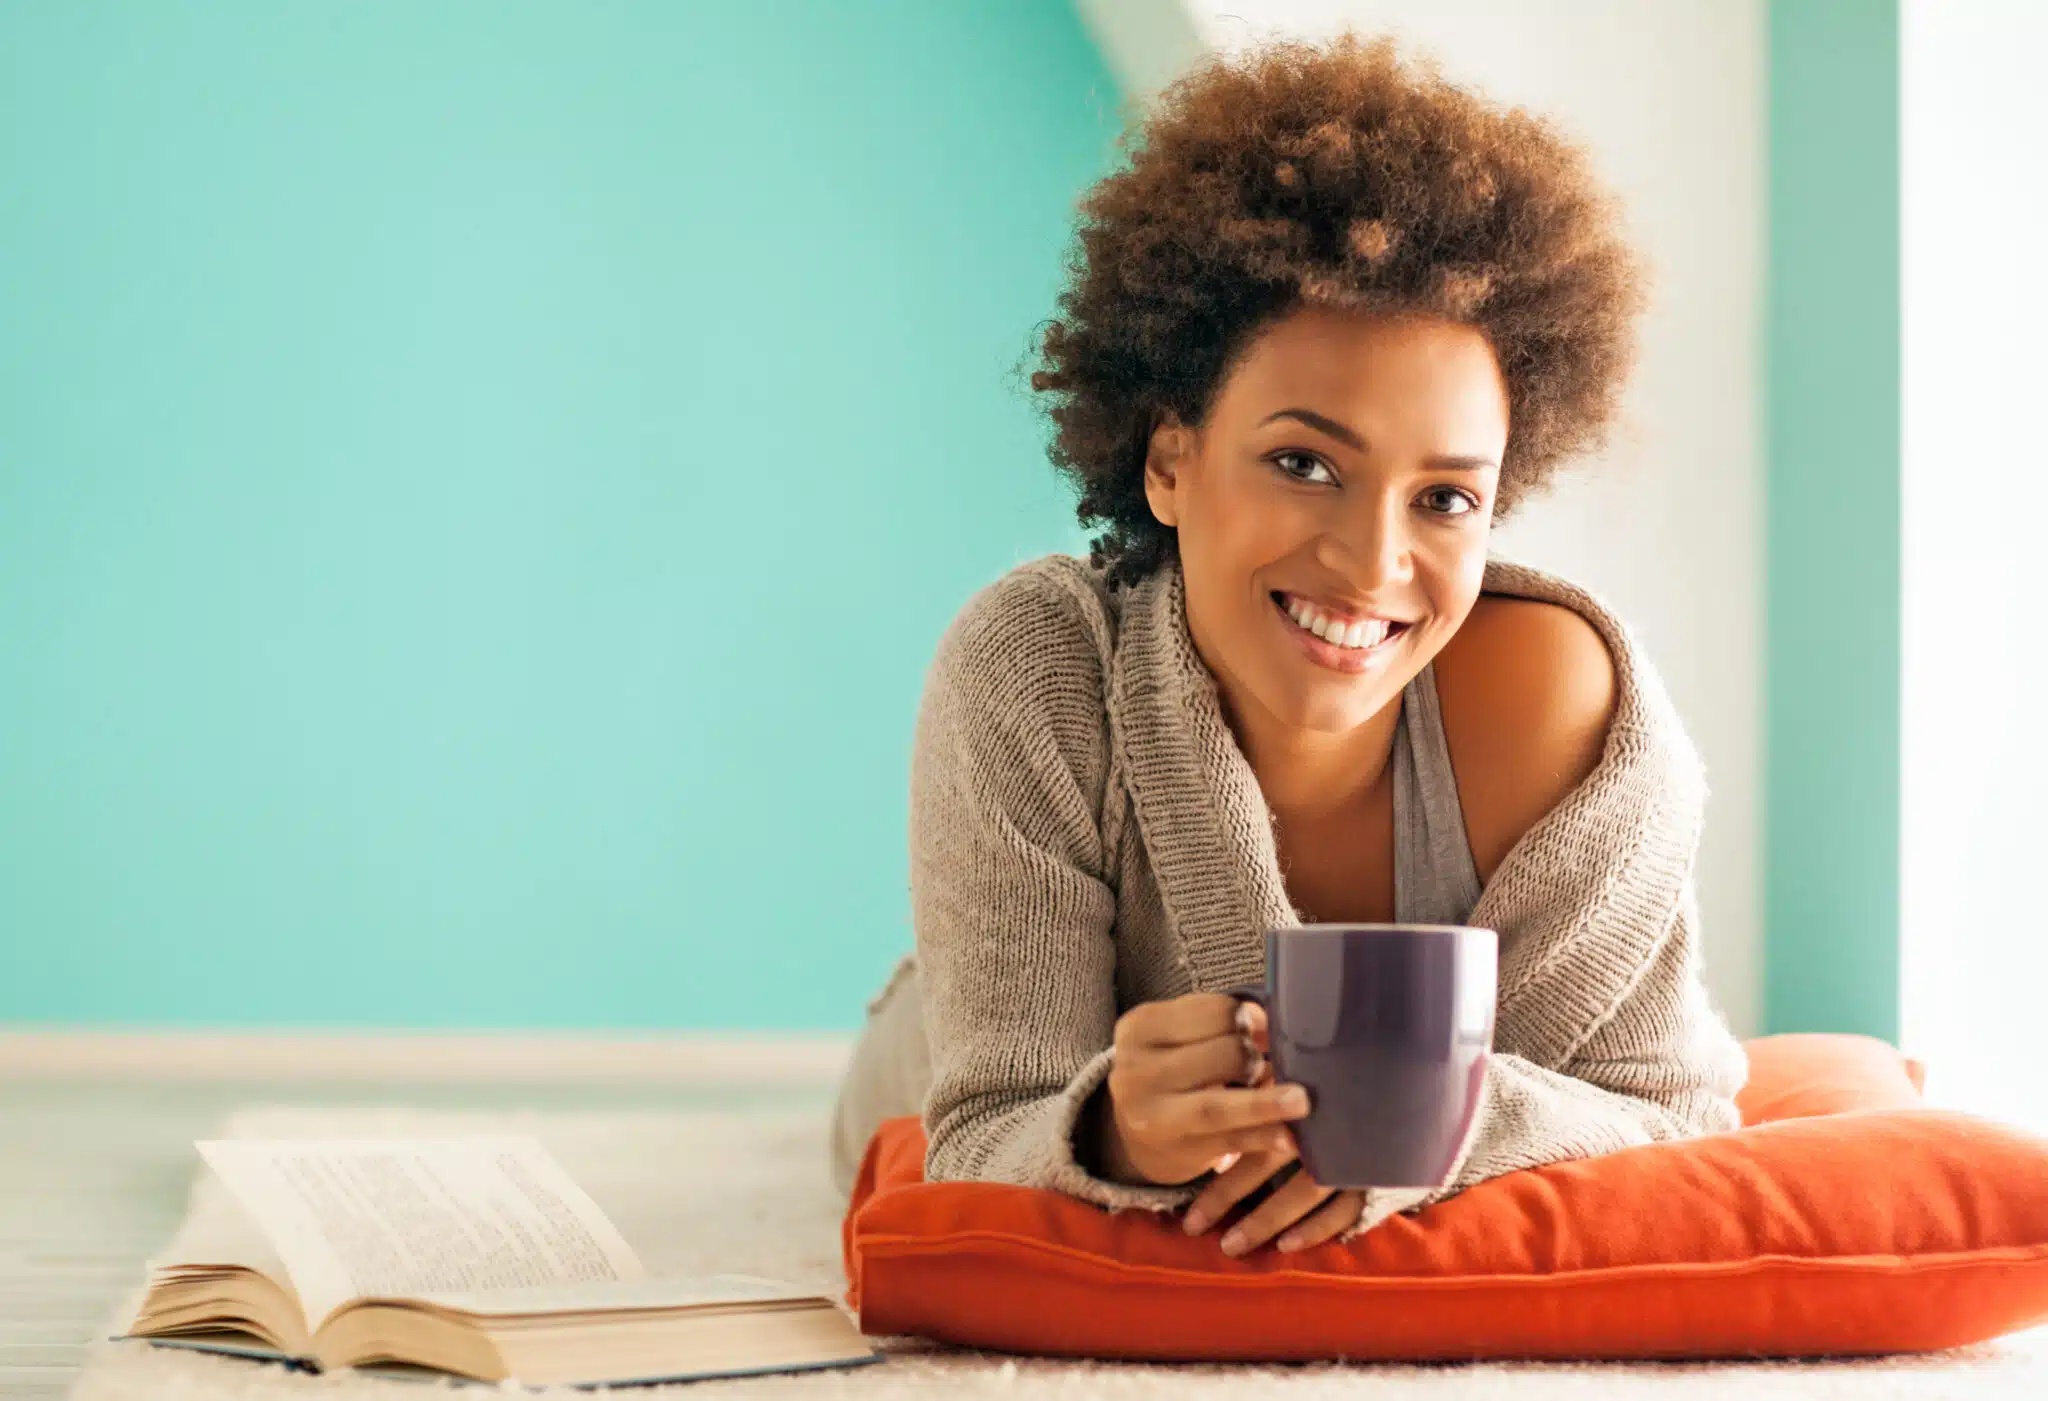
top-left (1214, 680), bottom-right (1404, 821)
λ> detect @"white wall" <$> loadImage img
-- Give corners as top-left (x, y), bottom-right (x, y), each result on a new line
top-left (1900, 0), bottom-right (2048, 1132)
top-left (1081, 0), bottom-right (1766, 1036)
top-left (1072, 0), bottom-right (1207, 114)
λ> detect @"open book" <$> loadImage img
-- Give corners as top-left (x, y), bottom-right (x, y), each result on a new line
top-left (116, 1136), bottom-right (880, 1387)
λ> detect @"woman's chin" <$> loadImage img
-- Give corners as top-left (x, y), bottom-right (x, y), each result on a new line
top-left (1255, 680), bottom-right (1391, 737)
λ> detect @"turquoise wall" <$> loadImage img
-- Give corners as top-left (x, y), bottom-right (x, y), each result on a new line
top-left (1763, 0), bottom-right (1900, 1039)
top-left (0, 1), bottom-right (1115, 1029)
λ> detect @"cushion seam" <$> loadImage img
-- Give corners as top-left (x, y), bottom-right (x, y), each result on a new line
top-left (851, 1233), bottom-right (2048, 1287)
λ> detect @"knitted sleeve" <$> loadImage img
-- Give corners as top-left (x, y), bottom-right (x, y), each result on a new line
top-left (909, 568), bottom-right (1194, 1216)
top-left (1344, 874), bottom-right (1748, 1236)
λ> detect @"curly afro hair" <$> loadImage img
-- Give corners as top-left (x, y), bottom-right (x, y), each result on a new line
top-left (1027, 32), bottom-right (1648, 589)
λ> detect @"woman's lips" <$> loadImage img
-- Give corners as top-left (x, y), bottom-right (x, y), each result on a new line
top-left (1271, 592), bottom-right (1410, 674)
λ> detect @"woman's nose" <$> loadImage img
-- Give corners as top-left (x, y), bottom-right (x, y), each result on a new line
top-left (1315, 494), bottom-right (1413, 588)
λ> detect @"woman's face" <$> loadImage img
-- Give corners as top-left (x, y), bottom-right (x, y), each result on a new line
top-left (1143, 306), bottom-right (1510, 738)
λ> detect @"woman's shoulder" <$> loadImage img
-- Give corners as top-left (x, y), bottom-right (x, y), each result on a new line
top-left (1458, 556), bottom-right (1686, 738)
top-left (1432, 557), bottom-right (1683, 882)
top-left (913, 555), bottom-right (1124, 856)
top-left (914, 555), bottom-right (1125, 789)
top-left (929, 553), bottom-right (1120, 701)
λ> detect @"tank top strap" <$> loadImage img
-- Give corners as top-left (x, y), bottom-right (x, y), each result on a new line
top-left (1390, 659), bottom-right (1485, 926)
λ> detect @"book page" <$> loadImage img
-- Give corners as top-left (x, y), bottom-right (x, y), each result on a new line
top-left (404, 1274), bottom-right (821, 1318)
top-left (146, 1166), bottom-right (291, 1283)
top-left (196, 1137), bottom-right (644, 1331)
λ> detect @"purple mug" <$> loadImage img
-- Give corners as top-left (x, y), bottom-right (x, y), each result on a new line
top-left (1232, 923), bottom-right (1497, 1189)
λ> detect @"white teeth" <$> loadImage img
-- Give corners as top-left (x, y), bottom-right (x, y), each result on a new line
top-left (1281, 593), bottom-right (1395, 651)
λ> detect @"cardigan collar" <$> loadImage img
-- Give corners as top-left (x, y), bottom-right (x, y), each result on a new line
top-left (1105, 556), bottom-right (1709, 1069)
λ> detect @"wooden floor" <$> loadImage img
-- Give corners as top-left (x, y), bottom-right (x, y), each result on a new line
top-left (0, 1077), bottom-right (832, 1400)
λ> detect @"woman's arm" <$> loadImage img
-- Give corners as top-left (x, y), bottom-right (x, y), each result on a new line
top-left (909, 567), bottom-right (1194, 1214)
top-left (1471, 876), bottom-right (1745, 1151)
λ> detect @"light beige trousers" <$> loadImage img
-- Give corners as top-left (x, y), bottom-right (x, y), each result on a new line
top-left (827, 955), bottom-right (931, 1199)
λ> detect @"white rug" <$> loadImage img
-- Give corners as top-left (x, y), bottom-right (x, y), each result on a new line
top-left (68, 1103), bottom-right (2048, 1398)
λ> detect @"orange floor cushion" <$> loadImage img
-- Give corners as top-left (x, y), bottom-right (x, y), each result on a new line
top-left (841, 1034), bottom-right (2048, 1361)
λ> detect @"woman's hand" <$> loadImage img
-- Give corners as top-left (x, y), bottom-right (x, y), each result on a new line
top-left (1170, 999), bottom-right (1366, 1253)
top-left (1180, 1135), bottom-right (1367, 1255)
top-left (1095, 993), bottom-right (1312, 1188)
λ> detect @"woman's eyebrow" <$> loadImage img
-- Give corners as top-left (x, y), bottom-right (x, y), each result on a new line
top-left (1257, 407), bottom-right (1499, 471)
top-left (1260, 406), bottom-right (1364, 448)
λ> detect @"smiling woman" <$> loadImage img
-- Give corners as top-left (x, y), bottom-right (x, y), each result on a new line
top-left (1141, 310), bottom-right (1507, 751)
top-left (827, 30), bottom-right (1745, 1262)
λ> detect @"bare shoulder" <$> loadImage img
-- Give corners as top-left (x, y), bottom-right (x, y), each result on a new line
top-left (1429, 595), bottom-right (1619, 883)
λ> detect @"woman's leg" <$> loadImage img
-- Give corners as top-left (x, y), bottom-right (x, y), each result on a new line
top-left (827, 954), bottom-right (932, 1199)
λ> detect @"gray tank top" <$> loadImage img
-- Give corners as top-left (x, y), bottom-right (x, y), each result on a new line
top-left (1390, 660), bottom-right (1485, 926)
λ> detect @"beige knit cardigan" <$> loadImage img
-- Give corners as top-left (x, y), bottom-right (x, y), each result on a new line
top-left (895, 550), bottom-right (1748, 1238)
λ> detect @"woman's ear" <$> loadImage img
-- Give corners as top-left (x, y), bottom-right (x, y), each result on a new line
top-left (1142, 413), bottom-right (1193, 529)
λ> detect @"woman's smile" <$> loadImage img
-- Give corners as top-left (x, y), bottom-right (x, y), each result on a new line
top-left (1269, 589), bottom-right (1413, 675)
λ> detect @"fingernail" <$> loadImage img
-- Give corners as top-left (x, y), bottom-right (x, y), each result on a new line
top-left (1276, 1231), bottom-right (1302, 1253)
top-left (1234, 1002), bottom-right (1256, 1034)
top-left (1182, 1210), bottom-right (1209, 1235)
top-left (1220, 1229), bottom-right (1246, 1256)
top-left (1279, 1086), bottom-right (1310, 1114)
top-left (1211, 1151), bottom-right (1240, 1174)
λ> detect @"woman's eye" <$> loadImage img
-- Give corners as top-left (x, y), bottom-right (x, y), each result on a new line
top-left (1422, 486), bottom-right (1480, 517)
top-left (1272, 451), bottom-right (1336, 485)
